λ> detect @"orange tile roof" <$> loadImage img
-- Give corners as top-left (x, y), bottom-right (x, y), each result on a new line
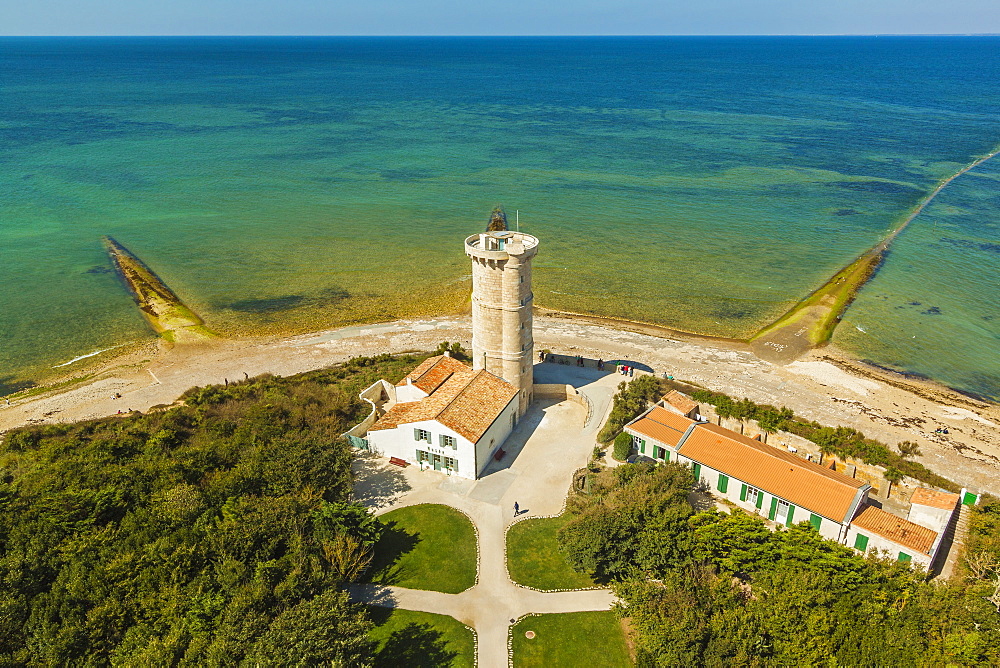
top-left (398, 355), bottom-right (470, 394)
top-left (852, 505), bottom-right (937, 555)
top-left (627, 406), bottom-right (697, 448)
top-left (663, 390), bottom-right (699, 415)
top-left (373, 356), bottom-right (517, 443)
top-left (910, 488), bottom-right (960, 510)
top-left (678, 422), bottom-right (868, 523)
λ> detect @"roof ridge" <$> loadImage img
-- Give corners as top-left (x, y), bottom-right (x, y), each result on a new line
top-left (432, 368), bottom-right (486, 420)
top-left (696, 422), bottom-right (864, 488)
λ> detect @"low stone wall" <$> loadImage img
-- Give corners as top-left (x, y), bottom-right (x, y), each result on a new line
top-left (344, 379), bottom-right (394, 439)
top-left (533, 384), bottom-right (592, 426)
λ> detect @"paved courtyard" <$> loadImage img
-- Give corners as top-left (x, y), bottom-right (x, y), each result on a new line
top-left (349, 362), bottom-right (622, 668)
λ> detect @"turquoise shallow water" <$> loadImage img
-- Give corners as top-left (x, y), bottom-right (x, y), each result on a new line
top-left (1, 37), bottom-right (999, 399)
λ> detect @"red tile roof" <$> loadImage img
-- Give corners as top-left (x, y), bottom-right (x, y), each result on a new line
top-left (910, 488), bottom-right (960, 511)
top-left (372, 356), bottom-right (517, 443)
top-left (852, 505), bottom-right (937, 555)
top-left (398, 355), bottom-right (470, 394)
top-left (678, 422), bottom-right (869, 522)
top-left (627, 406), bottom-right (697, 448)
top-left (662, 390), bottom-right (699, 416)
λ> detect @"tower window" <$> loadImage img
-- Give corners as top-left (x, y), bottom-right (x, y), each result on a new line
top-left (520, 275), bottom-right (524, 283)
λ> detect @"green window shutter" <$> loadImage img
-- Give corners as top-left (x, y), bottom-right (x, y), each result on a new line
top-left (413, 428), bottom-right (420, 441)
top-left (756, 491), bottom-right (765, 509)
top-left (810, 513), bottom-right (822, 531)
top-left (664, 450), bottom-right (670, 462)
top-left (717, 475), bottom-right (728, 493)
top-left (768, 497), bottom-right (778, 520)
top-left (740, 484), bottom-right (747, 502)
top-left (962, 491), bottom-right (977, 506)
top-left (692, 463), bottom-right (701, 480)
top-left (897, 552), bottom-right (912, 563)
top-left (639, 439), bottom-right (645, 454)
top-left (785, 505), bottom-right (795, 526)
top-left (854, 533), bottom-right (869, 551)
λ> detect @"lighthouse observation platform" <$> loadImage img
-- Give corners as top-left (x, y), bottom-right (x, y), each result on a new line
top-left (465, 231), bottom-right (539, 261)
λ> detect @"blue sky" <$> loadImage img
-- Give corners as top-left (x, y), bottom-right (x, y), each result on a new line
top-left (2, 0), bottom-right (998, 36)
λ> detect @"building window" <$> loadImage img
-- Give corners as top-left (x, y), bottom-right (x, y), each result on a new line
top-left (520, 275), bottom-right (524, 283)
top-left (854, 533), bottom-right (869, 551)
top-left (897, 552), bottom-right (912, 563)
top-left (654, 445), bottom-right (666, 460)
top-left (444, 457), bottom-right (458, 472)
top-left (632, 435), bottom-right (645, 454)
top-left (809, 513), bottom-right (822, 531)
top-left (413, 428), bottom-right (431, 443)
top-left (743, 485), bottom-right (761, 508)
top-left (440, 435), bottom-right (457, 449)
top-left (717, 474), bottom-right (728, 493)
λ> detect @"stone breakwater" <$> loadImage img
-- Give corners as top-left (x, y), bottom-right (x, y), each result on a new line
top-left (104, 236), bottom-right (215, 343)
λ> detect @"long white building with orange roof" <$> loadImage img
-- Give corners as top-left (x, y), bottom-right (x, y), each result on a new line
top-left (624, 399), bottom-right (960, 569)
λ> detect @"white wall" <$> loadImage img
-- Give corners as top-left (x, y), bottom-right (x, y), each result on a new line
top-left (669, 455), bottom-right (846, 542)
top-left (396, 381), bottom-right (428, 403)
top-left (908, 503), bottom-right (953, 533)
top-left (474, 395), bottom-right (519, 477)
top-left (845, 524), bottom-right (933, 569)
top-left (368, 420), bottom-right (475, 479)
top-left (366, 394), bottom-right (518, 480)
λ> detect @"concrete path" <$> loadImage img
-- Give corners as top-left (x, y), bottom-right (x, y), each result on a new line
top-left (350, 363), bottom-right (622, 668)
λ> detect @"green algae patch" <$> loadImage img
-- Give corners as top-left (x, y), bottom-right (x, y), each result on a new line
top-left (750, 249), bottom-right (881, 363)
top-left (104, 236), bottom-right (216, 343)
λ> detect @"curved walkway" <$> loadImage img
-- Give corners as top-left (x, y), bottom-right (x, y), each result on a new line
top-left (349, 364), bottom-right (621, 668)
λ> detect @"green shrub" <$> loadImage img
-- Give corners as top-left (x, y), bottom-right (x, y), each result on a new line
top-left (613, 432), bottom-right (633, 461)
top-left (598, 375), bottom-right (662, 443)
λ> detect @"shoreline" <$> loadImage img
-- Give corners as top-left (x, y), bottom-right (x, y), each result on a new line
top-left (3, 313), bottom-right (999, 496)
top-left (5, 307), bottom-right (996, 413)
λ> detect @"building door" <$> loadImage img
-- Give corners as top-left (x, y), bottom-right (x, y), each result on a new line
top-left (775, 500), bottom-right (790, 524)
top-left (432, 454), bottom-right (443, 471)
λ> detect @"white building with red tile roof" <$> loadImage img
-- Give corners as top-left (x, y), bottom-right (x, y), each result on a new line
top-left (363, 355), bottom-right (519, 479)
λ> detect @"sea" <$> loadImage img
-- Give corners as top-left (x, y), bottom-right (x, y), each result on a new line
top-left (1, 37), bottom-right (998, 400)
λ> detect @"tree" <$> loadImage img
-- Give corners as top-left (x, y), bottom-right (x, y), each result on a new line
top-left (613, 432), bottom-right (633, 462)
top-left (247, 591), bottom-right (374, 667)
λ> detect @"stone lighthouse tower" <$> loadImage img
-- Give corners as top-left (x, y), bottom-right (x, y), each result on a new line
top-left (465, 213), bottom-right (538, 417)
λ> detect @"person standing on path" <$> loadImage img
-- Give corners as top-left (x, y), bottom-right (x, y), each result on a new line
top-left (514, 501), bottom-right (520, 516)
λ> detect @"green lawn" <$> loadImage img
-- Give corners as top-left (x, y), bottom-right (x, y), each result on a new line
top-left (506, 515), bottom-right (596, 590)
top-left (366, 503), bottom-right (477, 593)
top-left (368, 607), bottom-right (475, 668)
top-left (511, 611), bottom-right (632, 667)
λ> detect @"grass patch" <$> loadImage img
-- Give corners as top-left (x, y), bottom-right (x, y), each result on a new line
top-left (511, 611), bottom-right (631, 667)
top-left (366, 504), bottom-right (477, 593)
top-left (368, 607), bottom-right (475, 668)
top-left (507, 515), bottom-right (596, 591)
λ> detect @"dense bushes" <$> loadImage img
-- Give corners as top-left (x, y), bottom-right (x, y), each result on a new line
top-left (690, 388), bottom-right (959, 491)
top-left (0, 353), bottom-right (425, 665)
top-left (557, 462), bottom-right (1000, 667)
top-left (597, 375), bottom-right (662, 443)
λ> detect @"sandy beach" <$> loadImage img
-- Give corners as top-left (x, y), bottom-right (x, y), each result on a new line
top-left (3, 314), bottom-right (999, 496)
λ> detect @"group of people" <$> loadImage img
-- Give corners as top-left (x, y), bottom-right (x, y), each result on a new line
top-left (539, 350), bottom-right (643, 375)
top-left (933, 427), bottom-right (950, 434)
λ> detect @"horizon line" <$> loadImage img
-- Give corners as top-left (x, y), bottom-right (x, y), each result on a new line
top-left (2, 33), bottom-right (1000, 38)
